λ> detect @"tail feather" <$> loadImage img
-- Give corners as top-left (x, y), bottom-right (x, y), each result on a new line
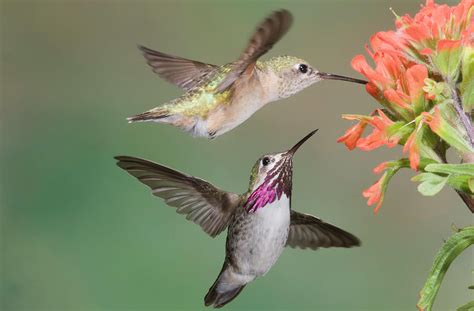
top-left (127, 108), bottom-right (170, 123)
top-left (205, 282), bottom-right (245, 308)
top-left (204, 266), bottom-right (248, 308)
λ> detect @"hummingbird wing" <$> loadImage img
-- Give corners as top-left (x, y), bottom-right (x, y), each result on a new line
top-left (286, 211), bottom-right (360, 250)
top-left (139, 45), bottom-right (219, 91)
top-left (215, 10), bottom-right (293, 92)
top-left (115, 156), bottom-right (241, 237)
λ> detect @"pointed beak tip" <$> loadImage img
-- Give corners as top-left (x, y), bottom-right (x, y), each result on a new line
top-left (318, 72), bottom-right (368, 85)
top-left (287, 129), bottom-right (318, 156)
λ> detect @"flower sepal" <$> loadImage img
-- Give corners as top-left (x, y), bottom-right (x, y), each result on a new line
top-left (433, 40), bottom-right (463, 81)
top-left (460, 44), bottom-right (474, 112)
top-left (422, 102), bottom-right (474, 154)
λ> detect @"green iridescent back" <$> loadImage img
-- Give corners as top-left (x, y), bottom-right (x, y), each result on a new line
top-left (161, 64), bottom-right (234, 117)
top-left (248, 158), bottom-right (262, 192)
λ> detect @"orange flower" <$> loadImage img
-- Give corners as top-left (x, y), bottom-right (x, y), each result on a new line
top-left (350, 0), bottom-right (472, 116)
top-left (403, 129), bottom-right (421, 170)
top-left (362, 177), bottom-right (384, 214)
top-left (351, 51), bottom-right (428, 119)
top-left (351, 55), bottom-right (392, 91)
top-left (356, 110), bottom-right (400, 150)
top-left (397, 0), bottom-right (473, 50)
top-left (373, 161), bottom-right (389, 174)
top-left (341, 0), bottom-right (474, 213)
top-left (406, 65), bottom-right (429, 108)
top-left (437, 39), bottom-right (462, 52)
top-left (422, 106), bottom-right (442, 132)
top-left (337, 121), bottom-right (367, 150)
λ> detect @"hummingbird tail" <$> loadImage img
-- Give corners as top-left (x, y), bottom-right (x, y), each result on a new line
top-left (127, 108), bottom-right (170, 123)
top-left (204, 267), bottom-right (247, 308)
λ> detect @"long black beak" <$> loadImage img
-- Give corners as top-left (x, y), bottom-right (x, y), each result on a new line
top-left (287, 129), bottom-right (318, 156)
top-left (318, 72), bottom-right (367, 85)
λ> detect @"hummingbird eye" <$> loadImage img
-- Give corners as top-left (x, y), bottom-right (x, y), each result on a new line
top-left (298, 64), bottom-right (308, 74)
top-left (262, 157), bottom-right (271, 166)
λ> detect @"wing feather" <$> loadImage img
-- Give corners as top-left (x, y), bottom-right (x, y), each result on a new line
top-left (286, 211), bottom-right (360, 250)
top-left (216, 10), bottom-right (293, 92)
top-left (138, 45), bottom-right (219, 91)
top-left (115, 156), bottom-right (241, 237)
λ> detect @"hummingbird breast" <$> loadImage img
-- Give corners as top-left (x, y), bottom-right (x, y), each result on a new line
top-left (206, 88), bottom-right (267, 137)
top-left (226, 195), bottom-right (290, 278)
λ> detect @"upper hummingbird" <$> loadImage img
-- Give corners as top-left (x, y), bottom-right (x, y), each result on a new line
top-left (115, 130), bottom-right (360, 308)
top-left (128, 10), bottom-right (367, 138)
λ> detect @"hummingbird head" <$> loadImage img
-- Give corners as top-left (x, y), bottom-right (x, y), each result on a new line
top-left (263, 56), bottom-right (367, 100)
top-left (245, 130), bottom-right (318, 212)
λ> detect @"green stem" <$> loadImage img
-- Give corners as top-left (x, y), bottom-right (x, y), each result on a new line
top-left (417, 227), bottom-right (474, 311)
top-left (457, 300), bottom-right (474, 311)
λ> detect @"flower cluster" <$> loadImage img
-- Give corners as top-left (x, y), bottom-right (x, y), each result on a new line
top-left (338, 0), bottom-right (474, 213)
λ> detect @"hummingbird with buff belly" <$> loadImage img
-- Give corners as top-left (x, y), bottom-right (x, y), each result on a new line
top-left (128, 10), bottom-right (367, 138)
top-left (115, 130), bottom-right (360, 308)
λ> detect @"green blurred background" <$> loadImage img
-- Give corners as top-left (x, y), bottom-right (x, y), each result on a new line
top-left (2, 0), bottom-right (471, 310)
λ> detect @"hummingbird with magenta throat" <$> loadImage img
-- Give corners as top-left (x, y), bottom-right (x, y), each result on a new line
top-left (115, 130), bottom-right (360, 308)
top-left (128, 10), bottom-right (367, 138)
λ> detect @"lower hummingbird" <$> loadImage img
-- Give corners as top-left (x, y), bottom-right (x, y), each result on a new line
top-left (128, 10), bottom-right (367, 138)
top-left (115, 130), bottom-right (360, 308)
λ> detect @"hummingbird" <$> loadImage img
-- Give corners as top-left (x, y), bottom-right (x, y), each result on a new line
top-left (128, 10), bottom-right (367, 138)
top-left (115, 130), bottom-right (360, 308)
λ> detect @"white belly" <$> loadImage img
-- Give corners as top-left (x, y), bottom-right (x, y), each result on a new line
top-left (208, 90), bottom-right (267, 137)
top-left (229, 196), bottom-right (290, 278)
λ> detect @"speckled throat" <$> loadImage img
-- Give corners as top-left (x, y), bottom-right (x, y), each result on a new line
top-left (244, 155), bottom-right (293, 213)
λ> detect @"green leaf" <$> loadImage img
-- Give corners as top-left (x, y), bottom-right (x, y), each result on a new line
top-left (425, 163), bottom-right (474, 176)
top-left (417, 227), bottom-right (474, 311)
top-left (412, 173), bottom-right (448, 196)
top-left (460, 45), bottom-right (474, 112)
top-left (416, 165), bottom-right (474, 195)
top-left (446, 174), bottom-right (474, 195)
top-left (457, 300), bottom-right (474, 311)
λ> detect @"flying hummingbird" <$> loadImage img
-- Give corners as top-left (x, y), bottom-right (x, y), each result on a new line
top-left (128, 10), bottom-right (367, 138)
top-left (115, 130), bottom-right (360, 308)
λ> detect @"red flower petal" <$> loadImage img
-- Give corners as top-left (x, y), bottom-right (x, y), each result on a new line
top-left (351, 55), bottom-right (390, 88)
top-left (403, 130), bottom-right (421, 170)
top-left (406, 64), bottom-right (428, 102)
top-left (373, 162), bottom-right (389, 174)
top-left (384, 89), bottom-right (411, 109)
top-left (422, 107), bottom-right (442, 132)
top-left (337, 121), bottom-right (367, 150)
top-left (366, 83), bottom-right (383, 100)
top-left (420, 48), bottom-right (433, 55)
top-left (362, 178), bottom-right (384, 214)
top-left (437, 39), bottom-right (462, 52)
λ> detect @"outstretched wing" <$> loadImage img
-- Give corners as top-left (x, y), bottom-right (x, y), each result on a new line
top-left (286, 210), bottom-right (360, 250)
top-left (139, 45), bottom-right (219, 91)
top-left (115, 156), bottom-right (241, 237)
top-left (216, 10), bottom-right (293, 92)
